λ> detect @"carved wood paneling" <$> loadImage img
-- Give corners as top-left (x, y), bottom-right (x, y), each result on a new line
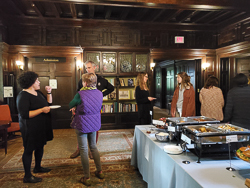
top-left (9, 25), bottom-right (41, 45)
top-left (237, 58), bottom-right (250, 77)
top-left (241, 21), bottom-right (250, 41)
top-left (218, 19), bottom-right (250, 47)
top-left (141, 31), bottom-right (161, 47)
top-left (46, 28), bottom-right (74, 46)
top-left (218, 27), bottom-right (236, 46)
top-left (111, 30), bottom-right (140, 47)
top-left (79, 30), bottom-right (103, 46)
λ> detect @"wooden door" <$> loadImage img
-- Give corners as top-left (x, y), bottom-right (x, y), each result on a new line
top-left (166, 64), bottom-right (174, 109)
top-left (220, 58), bottom-right (230, 103)
top-left (28, 57), bottom-right (76, 129)
top-left (195, 59), bottom-right (202, 116)
top-left (175, 60), bottom-right (196, 88)
top-left (154, 66), bottom-right (162, 108)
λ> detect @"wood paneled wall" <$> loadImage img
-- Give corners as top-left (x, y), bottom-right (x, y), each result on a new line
top-left (218, 18), bottom-right (250, 48)
top-left (6, 25), bottom-right (217, 49)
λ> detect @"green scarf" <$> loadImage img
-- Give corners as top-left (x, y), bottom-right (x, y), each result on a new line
top-left (80, 86), bottom-right (97, 91)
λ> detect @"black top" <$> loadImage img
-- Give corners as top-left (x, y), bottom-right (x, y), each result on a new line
top-left (135, 86), bottom-right (151, 124)
top-left (16, 90), bottom-right (53, 150)
top-left (77, 74), bottom-right (114, 96)
top-left (224, 85), bottom-right (250, 129)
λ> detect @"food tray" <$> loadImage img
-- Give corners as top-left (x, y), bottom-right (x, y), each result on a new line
top-left (208, 123), bottom-right (250, 134)
top-left (183, 124), bottom-right (250, 144)
top-left (166, 117), bottom-right (198, 125)
top-left (187, 116), bottom-right (220, 124)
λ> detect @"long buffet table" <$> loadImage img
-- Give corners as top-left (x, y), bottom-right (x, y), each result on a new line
top-left (131, 125), bottom-right (250, 188)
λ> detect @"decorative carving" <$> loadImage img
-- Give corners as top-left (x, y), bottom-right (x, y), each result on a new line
top-left (79, 30), bottom-right (103, 46)
top-left (46, 28), bottom-right (74, 46)
top-left (9, 25), bottom-right (40, 45)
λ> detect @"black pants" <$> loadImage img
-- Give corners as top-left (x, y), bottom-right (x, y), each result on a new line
top-left (22, 146), bottom-right (44, 178)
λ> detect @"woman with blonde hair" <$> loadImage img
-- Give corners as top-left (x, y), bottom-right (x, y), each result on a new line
top-left (199, 76), bottom-right (224, 121)
top-left (135, 72), bottom-right (156, 124)
top-left (69, 73), bottom-right (104, 186)
top-left (171, 72), bottom-right (195, 117)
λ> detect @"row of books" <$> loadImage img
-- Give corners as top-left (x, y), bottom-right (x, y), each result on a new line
top-left (104, 77), bottom-right (136, 87)
top-left (101, 102), bottom-right (138, 113)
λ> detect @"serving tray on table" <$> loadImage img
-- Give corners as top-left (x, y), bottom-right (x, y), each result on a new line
top-left (187, 116), bottom-right (220, 124)
top-left (182, 123), bottom-right (250, 162)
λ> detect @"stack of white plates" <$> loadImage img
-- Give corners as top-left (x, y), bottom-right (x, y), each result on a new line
top-left (163, 145), bottom-right (183, 155)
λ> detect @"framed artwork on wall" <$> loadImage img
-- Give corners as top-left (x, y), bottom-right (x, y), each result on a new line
top-left (120, 53), bottom-right (132, 73)
top-left (136, 54), bottom-right (147, 72)
top-left (102, 53), bottom-right (116, 73)
top-left (119, 90), bottom-right (130, 99)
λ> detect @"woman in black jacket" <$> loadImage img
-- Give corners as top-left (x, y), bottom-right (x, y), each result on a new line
top-left (135, 72), bottom-right (156, 125)
top-left (17, 71), bottom-right (53, 183)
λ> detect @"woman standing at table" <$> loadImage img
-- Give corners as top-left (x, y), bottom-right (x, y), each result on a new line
top-left (17, 71), bottom-right (53, 183)
top-left (199, 76), bottom-right (224, 121)
top-left (171, 72), bottom-right (195, 117)
top-left (135, 72), bottom-right (156, 125)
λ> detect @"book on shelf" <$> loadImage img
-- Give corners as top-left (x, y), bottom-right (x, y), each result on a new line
top-left (108, 88), bottom-right (116, 100)
top-left (118, 102), bottom-right (138, 112)
top-left (128, 78), bottom-right (134, 86)
top-left (101, 102), bottom-right (118, 113)
top-left (120, 78), bottom-right (125, 86)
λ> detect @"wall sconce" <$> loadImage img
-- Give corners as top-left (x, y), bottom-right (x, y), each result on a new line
top-left (202, 63), bottom-right (210, 71)
top-left (150, 62), bottom-right (156, 71)
top-left (16, 61), bottom-right (24, 70)
top-left (76, 60), bottom-right (82, 70)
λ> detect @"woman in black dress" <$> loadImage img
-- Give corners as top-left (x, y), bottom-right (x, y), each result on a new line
top-left (17, 71), bottom-right (53, 183)
top-left (135, 72), bottom-right (156, 125)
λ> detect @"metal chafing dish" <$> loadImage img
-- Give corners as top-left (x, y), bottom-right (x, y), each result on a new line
top-left (166, 116), bottom-right (220, 143)
top-left (187, 116), bottom-right (220, 124)
top-left (182, 123), bottom-right (250, 162)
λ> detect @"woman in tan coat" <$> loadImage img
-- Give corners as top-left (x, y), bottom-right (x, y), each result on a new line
top-left (171, 72), bottom-right (195, 117)
top-left (199, 76), bottom-right (224, 121)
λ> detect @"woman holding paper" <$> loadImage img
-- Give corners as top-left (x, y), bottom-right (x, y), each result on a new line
top-left (135, 72), bottom-right (156, 125)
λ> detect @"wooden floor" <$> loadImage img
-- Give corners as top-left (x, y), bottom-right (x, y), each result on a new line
top-left (0, 107), bottom-right (169, 167)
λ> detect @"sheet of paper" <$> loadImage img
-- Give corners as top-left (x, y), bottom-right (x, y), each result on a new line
top-left (4, 86), bottom-right (13, 98)
top-left (49, 79), bottom-right (57, 89)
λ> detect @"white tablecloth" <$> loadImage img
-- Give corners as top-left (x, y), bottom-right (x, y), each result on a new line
top-left (131, 125), bottom-right (250, 188)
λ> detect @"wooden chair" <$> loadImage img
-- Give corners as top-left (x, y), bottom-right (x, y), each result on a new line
top-left (0, 105), bottom-right (20, 135)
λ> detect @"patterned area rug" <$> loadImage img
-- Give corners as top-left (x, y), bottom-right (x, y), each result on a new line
top-left (0, 129), bottom-right (146, 188)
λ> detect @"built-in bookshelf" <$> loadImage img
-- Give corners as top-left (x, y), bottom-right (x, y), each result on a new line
top-left (102, 76), bottom-right (137, 113)
top-left (84, 50), bottom-right (149, 129)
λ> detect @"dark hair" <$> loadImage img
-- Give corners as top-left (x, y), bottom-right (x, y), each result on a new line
top-left (204, 76), bottom-right (219, 89)
top-left (17, 71), bottom-right (38, 89)
top-left (233, 73), bottom-right (248, 87)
